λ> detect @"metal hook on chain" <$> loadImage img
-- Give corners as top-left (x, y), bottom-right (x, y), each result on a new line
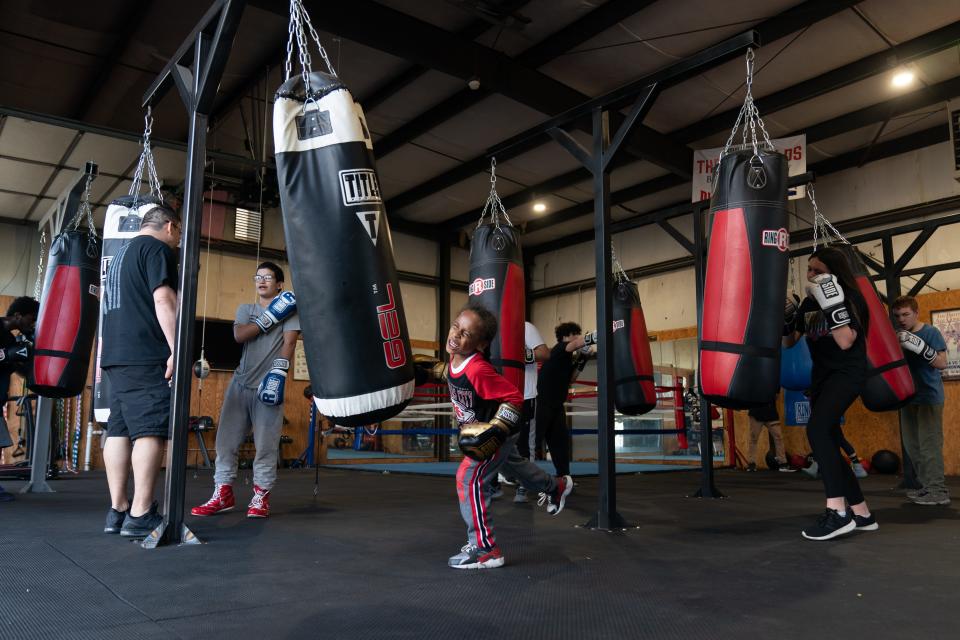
top-left (611, 241), bottom-right (629, 284)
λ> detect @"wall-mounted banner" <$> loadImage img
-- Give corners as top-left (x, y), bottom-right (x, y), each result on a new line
top-left (693, 134), bottom-right (806, 203)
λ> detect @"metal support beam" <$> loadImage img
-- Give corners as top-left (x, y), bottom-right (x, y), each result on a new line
top-left (691, 202), bottom-right (723, 498)
top-left (140, 0), bottom-right (246, 549)
top-left (436, 239), bottom-right (452, 463)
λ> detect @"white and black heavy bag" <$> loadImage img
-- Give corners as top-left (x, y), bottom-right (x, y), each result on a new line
top-left (91, 196), bottom-right (160, 421)
top-left (273, 71), bottom-right (414, 426)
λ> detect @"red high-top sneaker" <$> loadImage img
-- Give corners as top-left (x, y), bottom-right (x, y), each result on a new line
top-left (247, 485), bottom-right (271, 518)
top-left (190, 484), bottom-right (235, 516)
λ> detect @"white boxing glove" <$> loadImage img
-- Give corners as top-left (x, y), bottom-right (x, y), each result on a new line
top-left (805, 274), bottom-right (850, 331)
top-left (898, 330), bottom-right (937, 363)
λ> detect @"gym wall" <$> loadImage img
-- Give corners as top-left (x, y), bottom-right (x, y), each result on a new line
top-left (0, 222), bottom-right (43, 298)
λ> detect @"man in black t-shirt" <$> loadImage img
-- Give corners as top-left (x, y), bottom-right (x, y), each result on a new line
top-left (100, 204), bottom-right (180, 538)
top-left (0, 296), bottom-right (39, 502)
top-left (535, 322), bottom-right (593, 477)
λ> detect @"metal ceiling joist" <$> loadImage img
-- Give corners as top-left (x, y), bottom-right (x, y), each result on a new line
top-left (673, 19), bottom-right (960, 145)
top-left (249, 0), bottom-right (693, 180)
top-left (209, 1), bottom-right (528, 130)
top-left (72, 1), bottom-right (157, 120)
top-left (373, 0), bottom-right (655, 158)
top-left (797, 76), bottom-right (960, 143)
top-left (385, 0), bottom-right (857, 216)
top-left (522, 74), bottom-right (959, 249)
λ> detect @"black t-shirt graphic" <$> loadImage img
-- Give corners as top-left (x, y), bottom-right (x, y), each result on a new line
top-left (100, 235), bottom-right (178, 366)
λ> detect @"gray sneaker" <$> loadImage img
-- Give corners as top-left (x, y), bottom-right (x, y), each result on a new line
top-left (447, 544), bottom-right (504, 569)
top-left (852, 462), bottom-right (868, 479)
top-left (906, 488), bottom-right (924, 500)
top-left (104, 507), bottom-right (128, 534)
top-left (912, 491), bottom-right (951, 506)
top-left (513, 486), bottom-right (528, 503)
top-left (120, 502), bottom-right (162, 538)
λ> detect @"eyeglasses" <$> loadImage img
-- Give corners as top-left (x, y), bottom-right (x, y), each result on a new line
top-left (253, 275), bottom-right (275, 282)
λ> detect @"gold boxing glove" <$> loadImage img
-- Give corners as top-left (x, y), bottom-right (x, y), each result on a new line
top-left (458, 402), bottom-right (521, 461)
top-left (413, 354), bottom-right (448, 385)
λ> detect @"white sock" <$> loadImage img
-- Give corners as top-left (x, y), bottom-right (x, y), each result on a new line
top-left (835, 509), bottom-right (847, 517)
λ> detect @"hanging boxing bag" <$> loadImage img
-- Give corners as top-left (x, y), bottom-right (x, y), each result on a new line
top-left (92, 196), bottom-right (159, 421)
top-left (612, 281), bottom-right (656, 415)
top-left (835, 243), bottom-right (915, 410)
top-left (780, 339), bottom-right (813, 391)
top-left (274, 71), bottom-right (414, 426)
top-left (700, 149), bottom-right (789, 409)
top-left (31, 230), bottom-right (101, 398)
top-left (468, 223), bottom-right (525, 392)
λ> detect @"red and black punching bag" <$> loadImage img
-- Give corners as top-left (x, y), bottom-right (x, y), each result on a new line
top-left (835, 244), bottom-right (915, 410)
top-left (31, 230), bottom-right (101, 398)
top-left (700, 149), bottom-right (789, 409)
top-left (274, 71), bottom-right (414, 426)
top-left (469, 223), bottom-right (525, 393)
top-left (612, 281), bottom-right (656, 415)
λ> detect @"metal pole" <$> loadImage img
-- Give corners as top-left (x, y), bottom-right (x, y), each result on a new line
top-left (144, 34), bottom-right (210, 548)
top-left (436, 238), bottom-right (451, 462)
top-left (692, 202), bottom-right (723, 498)
top-left (586, 107), bottom-right (627, 530)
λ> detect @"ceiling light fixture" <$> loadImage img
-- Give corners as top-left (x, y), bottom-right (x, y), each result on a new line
top-left (532, 202), bottom-right (546, 213)
top-left (891, 70), bottom-right (914, 88)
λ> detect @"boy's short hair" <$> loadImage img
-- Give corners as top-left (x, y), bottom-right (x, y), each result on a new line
top-left (6, 296), bottom-right (39, 318)
top-left (555, 321), bottom-right (582, 343)
top-left (892, 296), bottom-right (918, 313)
top-left (257, 261), bottom-right (285, 283)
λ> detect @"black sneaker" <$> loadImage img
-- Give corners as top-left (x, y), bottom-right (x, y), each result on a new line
top-left (120, 502), bottom-right (162, 538)
top-left (746, 463), bottom-right (757, 472)
top-left (801, 508), bottom-right (855, 541)
top-left (853, 512), bottom-right (879, 531)
top-left (104, 507), bottom-right (128, 534)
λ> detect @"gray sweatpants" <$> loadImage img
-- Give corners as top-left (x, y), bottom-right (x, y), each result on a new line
top-left (900, 403), bottom-right (947, 495)
top-left (214, 378), bottom-right (284, 490)
top-left (456, 433), bottom-right (558, 550)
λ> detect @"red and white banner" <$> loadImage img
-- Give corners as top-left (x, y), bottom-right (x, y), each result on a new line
top-left (692, 134), bottom-right (806, 203)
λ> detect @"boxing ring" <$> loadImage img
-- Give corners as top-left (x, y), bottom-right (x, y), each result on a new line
top-left (314, 373), bottom-right (733, 477)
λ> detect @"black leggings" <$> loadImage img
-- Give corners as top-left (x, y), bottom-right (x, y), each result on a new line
top-left (808, 374), bottom-right (865, 505)
top-left (535, 401), bottom-right (570, 476)
top-left (517, 398), bottom-right (537, 459)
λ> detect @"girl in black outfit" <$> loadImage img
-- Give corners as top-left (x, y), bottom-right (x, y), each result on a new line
top-left (784, 246), bottom-right (877, 540)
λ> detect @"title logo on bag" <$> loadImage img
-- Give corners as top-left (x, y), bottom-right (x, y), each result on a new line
top-left (339, 169), bottom-right (382, 206)
top-left (761, 228), bottom-right (789, 252)
top-left (468, 278), bottom-right (495, 296)
top-left (612, 319), bottom-right (625, 333)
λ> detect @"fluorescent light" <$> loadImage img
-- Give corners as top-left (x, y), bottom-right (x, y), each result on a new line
top-left (532, 202), bottom-right (547, 213)
top-left (891, 70), bottom-right (914, 88)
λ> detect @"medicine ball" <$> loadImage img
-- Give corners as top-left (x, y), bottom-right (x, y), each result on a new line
top-left (871, 449), bottom-right (900, 474)
top-left (764, 450), bottom-right (779, 470)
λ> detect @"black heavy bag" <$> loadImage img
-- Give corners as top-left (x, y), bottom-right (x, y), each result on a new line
top-left (700, 149), bottom-right (789, 409)
top-left (835, 244), bottom-right (915, 410)
top-left (612, 281), bottom-right (656, 415)
top-left (92, 196), bottom-right (159, 421)
top-left (274, 71), bottom-right (414, 426)
top-left (31, 230), bottom-right (101, 398)
top-left (468, 223), bottom-right (525, 393)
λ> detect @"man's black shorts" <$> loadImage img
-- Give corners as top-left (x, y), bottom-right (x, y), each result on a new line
top-left (104, 364), bottom-right (170, 440)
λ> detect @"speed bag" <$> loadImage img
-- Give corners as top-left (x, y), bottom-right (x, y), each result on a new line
top-left (700, 149), bottom-right (789, 409)
top-left (93, 196), bottom-right (160, 421)
top-left (274, 70), bottom-right (414, 427)
top-left (836, 244), bottom-right (915, 410)
top-left (468, 223), bottom-right (525, 393)
top-left (31, 230), bottom-right (101, 398)
top-left (612, 281), bottom-right (656, 415)
top-left (780, 338), bottom-right (813, 391)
